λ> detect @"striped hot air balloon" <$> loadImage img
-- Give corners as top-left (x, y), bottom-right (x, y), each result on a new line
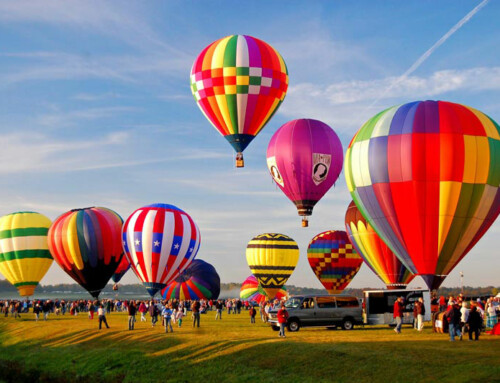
top-left (246, 233), bottom-right (299, 299)
top-left (307, 230), bottom-right (363, 294)
top-left (123, 204), bottom-right (201, 297)
top-left (345, 100), bottom-right (500, 289)
top-left (240, 275), bottom-right (288, 303)
top-left (190, 34), bottom-right (288, 167)
top-left (345, 201), bottom-right (414, 289)
top-left (0, 212), bottom-right (52, 297)
top-left (161, 259), bottom-right (220, 300)
top-left (48, 207), bottom-right (123, 298)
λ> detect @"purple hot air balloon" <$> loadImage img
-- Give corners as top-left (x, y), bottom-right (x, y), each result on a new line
top-left (266, 119), bottom-right (343, 226)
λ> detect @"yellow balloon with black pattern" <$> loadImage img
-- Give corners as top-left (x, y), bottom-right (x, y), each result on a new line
top-left (246, 233), bottom-right (299, 299)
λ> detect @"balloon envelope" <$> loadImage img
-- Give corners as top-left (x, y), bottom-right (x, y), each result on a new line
top-left (48, 207), bottom-right (123, 298)
top-left (345, 100), bottom-right (500, 289)
top-left (161, 259), bottom-right (220, 300)
top-left (307, 230), bottom-right (363, 294)
top-left (246, 233), bottom-right (299, 299)
top-left (266, 119), bottom-right (343, 226)
top-left (240, 275), bottom-right (287, 303)
top-left (123, 203), bottom-right (201, 297)
top-left (111, 255), bottom-right (131, 284)
top-left (190, 34), bottom-right (288, 166)
top-left (345, 201), bottom-right (414, 289)
top-left (0, 212), bottom-right (53, 297)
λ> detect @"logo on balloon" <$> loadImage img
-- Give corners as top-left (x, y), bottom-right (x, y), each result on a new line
top-left (312, 153), bottom-right (331, 185)
top-left (266, 156), bottom-right (284, 187)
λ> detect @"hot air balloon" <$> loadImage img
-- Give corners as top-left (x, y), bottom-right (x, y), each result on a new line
top-left (0, 212), bottom-right (52, 297)
top-left (240, 275), bottom-right (288, 303)
top-left (123, 203), bottom-right (201, 297)
top-left (48, 207), bottom-right (123, 298)
top-left (246, 233), bottom-right (299, 299)
top-left (307, 230), bottom-right (363, 294)
top-left (345, 100), bottom-right (500, 289)
top-left (161, 259), bottom-right (220, 300)
top-left (190, 35), bottom-right (288, 167)
top-left (345, 201), bottom-right (415, 289)
top-left (111, 255), bottom-right (131, 285)
top-left (266, 119), bottom-right (343, 227)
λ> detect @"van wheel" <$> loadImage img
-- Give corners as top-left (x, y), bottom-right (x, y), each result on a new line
top-left (271, 325), bottom-right (280, 331)
top-left (342, 319), bottom-right (354, 330)
top-left (288, 320), bottom-right (300, 332)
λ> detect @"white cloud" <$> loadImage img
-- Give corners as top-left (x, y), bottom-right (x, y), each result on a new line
top-left (279, 66), bottom-right (500, 130)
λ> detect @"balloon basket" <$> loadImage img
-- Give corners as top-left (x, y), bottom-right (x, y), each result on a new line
top-left (235, 152), bottom-right (244, 168)
top-left (113, 284), bottom-right (118, 291)
top-left (301, 218), bottom-right (309, 227)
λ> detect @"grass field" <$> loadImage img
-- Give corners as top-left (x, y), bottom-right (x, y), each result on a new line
top-left (0, 311), bottom-right (498, 383)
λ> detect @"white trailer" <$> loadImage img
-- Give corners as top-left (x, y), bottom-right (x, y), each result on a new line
top-left (363, 289), bottom-right (431, 325)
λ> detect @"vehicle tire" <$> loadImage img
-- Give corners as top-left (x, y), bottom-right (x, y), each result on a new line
top-left (271, 325), bottom-right (280, 331)
top-left (288, 320), bottom-right (300, 332)
top-left (342, 318), bottom-right (354, 330)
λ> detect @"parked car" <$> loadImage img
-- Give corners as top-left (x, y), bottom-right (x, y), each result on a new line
top-left (267, 294), bottom-right (362, 332)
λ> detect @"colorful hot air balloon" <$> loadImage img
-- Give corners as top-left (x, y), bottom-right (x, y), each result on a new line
top-left (0, 212), bottom-right (52, 297)
top-left (240, 275), bottom-right (288, 303)
top-left (266, 119), bottom-right (343, 226)
top-left (307, 230), bottom-right (363, 294)
top-left (48, 207), bottom-right (123, 298)
top-left (123, 203), bottom-right (201, 297)
top-left (246, 233), bottom-right (299, 299)
top-left (345, 201), bottom-right (415, 289)
top-left (345, 100), bottom-right (500, 289)
top-left (111, 255), bottom-right (131, 285)
top-left (161, 259), bottom-right (220, 300)
top-left (190, 34), bottom-right (288, 167)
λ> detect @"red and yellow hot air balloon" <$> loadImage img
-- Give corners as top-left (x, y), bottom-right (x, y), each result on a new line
top-left (345, 100), bottom-right (500, 289)
top-left (190, 35), bottom-right (288, 167)
top-left (307, 230), bottom-right (363, 294)
top-left (345, 201), bottom-right (414, 289)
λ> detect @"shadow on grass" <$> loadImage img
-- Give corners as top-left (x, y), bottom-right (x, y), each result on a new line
top-left (0, 322), bottom-right (499, 383)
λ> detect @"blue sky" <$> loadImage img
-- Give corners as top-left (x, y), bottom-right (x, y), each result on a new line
top-left (0, 0), bottom-right (498, 289)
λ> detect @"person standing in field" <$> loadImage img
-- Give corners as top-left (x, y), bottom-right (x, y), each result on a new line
top-left (277, 303), bottom-right (289, 338)
top-left (192, 300), bottom-right (200, 328)
top-left (88, 301), bottom-right (95, 320)
top-left (128, 301), bottom-right (137, 330)
top-left (162, 304), bottom-right (174, 333)
top-left (215, 300), bottom-right (222, 320)
top-left (416, 297), bottom-right (425, 331)
top-left (98, 304), bottom-right (110, 330)
top-left (33, 303), bottom-right (41, 322)
top-left (138, 301), bottom-right (147, 322)
top-left (466, 305), bottom-right (482, 341)
top-left (393, 297), bottom-right (404, 334)
top-left (149, 301), bottom-right (158, 327)
top-left (444, 301), bottom-right (462, 341)
top-left (249, 305), bottom-right (256, 324)
top-left (175, 306), bottom-right (184, 327)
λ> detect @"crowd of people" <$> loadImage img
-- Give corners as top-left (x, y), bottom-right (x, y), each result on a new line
top-left (2, 293), bottom-right (498, 341)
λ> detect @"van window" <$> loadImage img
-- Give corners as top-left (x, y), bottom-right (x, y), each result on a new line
top-left (301, 298), bottom-right (315, 309)
top-left (316, 296), bottom-right (336, 308)
top-left (336, 297), bottom-right (359, 308)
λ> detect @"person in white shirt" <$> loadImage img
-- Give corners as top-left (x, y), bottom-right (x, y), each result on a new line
top-left (460, 302), bottom-right (470, 335)
top-left (98, 305), bottom-right (109, 330)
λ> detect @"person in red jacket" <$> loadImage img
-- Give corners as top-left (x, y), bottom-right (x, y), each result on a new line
top-left (277, 303), bottom-right (289, 338)
top-left (393, 297), bottom-right (404, 333)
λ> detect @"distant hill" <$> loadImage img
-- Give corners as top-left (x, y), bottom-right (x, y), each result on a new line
top-left (0, 279), bottom-right (497, 299)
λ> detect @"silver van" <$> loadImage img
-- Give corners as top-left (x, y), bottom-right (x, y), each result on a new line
top-left (268, 294), bottom-right (362, 332)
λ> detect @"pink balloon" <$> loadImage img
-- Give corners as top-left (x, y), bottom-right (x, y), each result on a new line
top-left (266, 119), bottom-right (343, 226)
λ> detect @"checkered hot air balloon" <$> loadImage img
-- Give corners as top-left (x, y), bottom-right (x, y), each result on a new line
top-left (307, 230), bottom-right (363, 295)
top-left (240, 275), bottom-right (288, 303)
top-left (246, 233), bottom-right (299, 299)
top-left (0, 212), bottom-right (53, 297)
top-left (48, 207), bottom-right (124, 299)
top-left (345, 100), bottom-right (500, 290)
top-left (161, 259), bottom-right (220, 300)
top-left (122, 204), bottom-right (201, 297)
top-left (345, 201), bottom-right (414, 289)
top-left (266, 119), bottom-right (343, 227)
top-left (190, 35), bottom-right (288, 167)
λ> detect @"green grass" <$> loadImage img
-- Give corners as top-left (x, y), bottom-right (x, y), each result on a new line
top-left (0, 311), bottom-right (498, 383)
